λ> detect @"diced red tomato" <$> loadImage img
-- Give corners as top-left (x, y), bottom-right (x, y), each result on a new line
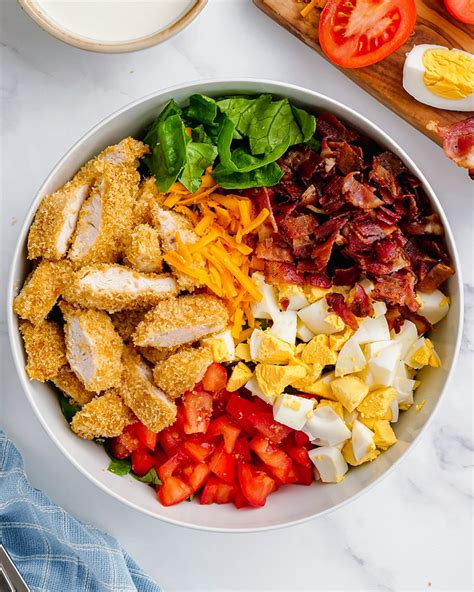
top-left (189, 463), bottom-right (212, 491)
top-left (233, 487), bottom-right (250, 509)
top-left (131, 450), bottom-right (155, 476)
top-left (207, 416), bottom-right (241, 453)
top-left (294, 432), bottom-right (310, 447)
top-left (202, 362), bottom-right (228, 392)
top-left (294, 462), bottom-right (314, 486)
top-left (116, 423), bottom-right (141, 453)
top-left (247, 412), bottom-right (292, 444)
top-left (182, 390), bottom-right (213, 434)
top-left (152, 449), bottom-right (168, 470)
top-left (212, 389), bottom-right (233, 416)
top-left (157, 451), bottom-right (187, 482)
top-left (135, 423), bottom-right (158, 451)
top-left (281, 439), bottom-right (312, 468)
top-left (158, 476), bottom-right (193, 506)
top-left (182, 438), bottom-right (215, 463)
top-left (159, 426), bottom-right (184, 456)
top-left (233, 437), bottom-right (251, 462)
top-left (249, 435), bottom-right (292, 483)
top-left (108, 438), bottom-right (130, 460)
top-left (285, 464), bottom-right (300, 485)
top-left (238, 462), bottom-right (276, 507)
top-left (226, 394), bottom-right (261, 432)
top-left (209, 444), bottom-right (237, 484)
top-left (200, 475), bottom-right (236, 504)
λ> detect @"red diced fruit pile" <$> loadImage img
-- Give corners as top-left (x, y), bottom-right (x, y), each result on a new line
top-left (108, 363), bottom-right (315, 508)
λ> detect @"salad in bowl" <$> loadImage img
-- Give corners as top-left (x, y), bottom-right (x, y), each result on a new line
top-left (10, 84), bottom-right (460, 521)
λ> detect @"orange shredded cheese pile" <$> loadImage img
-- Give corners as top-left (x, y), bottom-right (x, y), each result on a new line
top-left (160, 169), bottom-right (270, 340)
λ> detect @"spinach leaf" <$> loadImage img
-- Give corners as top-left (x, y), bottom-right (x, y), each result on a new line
top-left (132, 467), bottom-right (161, 485)
top-left (179, 142), bottom-right (218, 193)
top-left (145, 113), bottom-right (188, 192)
top-left (217, 95), bottom-right (266, 134)
top-left (144, 99), bottom-right (182, 148)
top-left (306, 136), bottom-right (321, 152)
top-left (186, 94), bottom-right (217, 125)
top-left (229, 142), bottom-right (289, 173)
top-left (191, 124), bottom-right (214, 145)
top-left (108, 457), bottom-right (131, 476)
top-left (216, 116), bottom-right (238, 172)
top-left (212, 161), bottom-right (284, 189)
top-left (292, 105), bottom-right (316, 142)
top-left (59, 393), bottom-right (80, 422)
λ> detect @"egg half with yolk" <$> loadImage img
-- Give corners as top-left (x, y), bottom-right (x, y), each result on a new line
top-left (403, 44), bottom-right (474, 111)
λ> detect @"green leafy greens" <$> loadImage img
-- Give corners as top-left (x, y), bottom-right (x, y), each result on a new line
top-left (132, 467), bottom-right (162, 485)
top-left (143, 93), bottom-right (318, 192)
top-left (107, 457), bottom-right (131, 476)
top-left (58, 393), bottom-right (80, 423)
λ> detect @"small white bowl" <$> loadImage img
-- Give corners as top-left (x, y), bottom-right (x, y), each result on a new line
top-left (17, 0), bottom-right (207, 53)
top-left (7, 79), bottom-right (463, 532)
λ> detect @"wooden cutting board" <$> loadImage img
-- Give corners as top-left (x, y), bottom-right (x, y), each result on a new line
top-left (254, 0), bottom-right (473, 145)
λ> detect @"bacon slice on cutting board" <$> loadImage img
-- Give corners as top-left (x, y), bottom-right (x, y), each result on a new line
top-left (428, 117), bottom-right (474, 179)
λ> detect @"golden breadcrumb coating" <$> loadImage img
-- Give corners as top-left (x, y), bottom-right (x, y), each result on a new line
top-left (133, 177), bottom-right (164, 225)
top-left (13, 260), bottom-right (72, 325)
top-left (52, 365), bottom-right (96, 406)
top-left (152, 346), bottom-right (213, 399)
top-left (138, 345), bottom-right (182, 364)
top-left (63, 264), bottom-right (178, 312)
top-left (70, 390), bottom-right (136, 440)
top-left (110, 309), bottom-right (147, 342)
top-left (98, 137), bottom-right (149, 167)
top-left (133, 294), bottom-right (229, 348)
top-left (121, 347), bottom-right (177, 432)
top-left (123, 224), bottom-right (163, 273)
top-left (68, 161), bottom-right (140, 267)
top-left (20, 320), bottom-right (67, 382)
top-left (151, 206), bottom-right (204, 291)
top-left (60, 302), bottom-right (123, 392)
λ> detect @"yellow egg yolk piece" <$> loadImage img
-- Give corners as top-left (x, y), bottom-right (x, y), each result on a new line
top-left (423, 49), bottom-right (474, 100)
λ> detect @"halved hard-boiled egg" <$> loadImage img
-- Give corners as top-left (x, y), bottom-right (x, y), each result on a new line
top-left (403, 44), bottom-right (474, 111)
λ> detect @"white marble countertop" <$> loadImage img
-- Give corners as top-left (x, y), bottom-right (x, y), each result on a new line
top-left (1, 1), bottom-right (472, 590)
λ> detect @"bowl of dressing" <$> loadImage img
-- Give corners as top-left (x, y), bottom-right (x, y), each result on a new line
top-left (18, 0), bottom-right (207, 53)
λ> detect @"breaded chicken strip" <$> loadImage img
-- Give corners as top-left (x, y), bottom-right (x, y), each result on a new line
top-left (138, 345), bottom-right (182, 365)
top-left (70, 390), bottom-right (136, 440)
top-left (13, 260), bottom-right (72, 325)
top-left (152, 346), bottom-right (213, 399)
top-left (133, 177), bottom-right (163, 225)
top-left (63, 264), bottom-right (178, 312)
top-left (152, 207), bottom-right (204, 291)
top-left (123, 224), bottom-right (163, 273)
top-left (110, 309), bottom-right (147, 342)
top-left (20, 320), bottom-right (67, 382)
top-left (27, 138), bottom-right (147, 261)
top-left (52, 365), bottom-right (96, 406)
top-left (133, 294), bottom-right (229, 348)
top-left (121, 347), bottom-right (177, 433)
top-left (68, 161), bottom-right (140, 267)
top-left (60, 302), bottom-right (123, 392)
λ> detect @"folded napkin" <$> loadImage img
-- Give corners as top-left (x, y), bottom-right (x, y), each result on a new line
top-left (0, 430), bottom-right (161, 592)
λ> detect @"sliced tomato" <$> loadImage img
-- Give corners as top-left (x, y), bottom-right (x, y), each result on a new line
top-left (294, 431), bottom-right (310, 447)
top-left (238, 462), bottom-right (276, 507)
top-left (285, 464), bottom-right (300, 485)
top-left (131, 450), bottom-right (155, 476)
top-left (249, 435), bottom-right (292, 483)
top-left (319, 0), bottom-right (417, 69)
top-left (108, 438), bottom-right (130, 460)
top-left (209, 444), bottom-right (237, 484)
top-left (226, 394), bottom-right (262, 432)
top-left (135, 423), bottom-right (158, 451)
top-left (247, 412), bottom-right (292, 444)
top-left (157, 451), bottom-right (187, 482)
top-left (182, 390), bottom-right (213, 435)
top-left (200, 475), bottom-right (236, 504)
top-left (202, 362), bottom-right (228, 392)
top-left (444, 0), bottom-right (474, 24)
top-left (233, 487), bottom-right (250, 509)
top-left (233, 437), bottom-right (251, 462)
top-left (189, 463), bottom-right (212, 491)
top-left (285, 445), bottom-right (312, 469)
top-left (207, 416), bottom-right (241, 453)
top-left (212, 389), bottom-right (233, 416)
top-left (182, 438), bottom-right (215, 463)
top-left (158, 476), bottom-right (193, 506)
top-left (159, 426), bottom-right (184, 456)
top-left (294, 462), bottom-right (314, 486)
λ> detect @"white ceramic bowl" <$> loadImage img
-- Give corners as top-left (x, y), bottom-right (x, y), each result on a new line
top-left (7, 79), bottom-right (463, 532)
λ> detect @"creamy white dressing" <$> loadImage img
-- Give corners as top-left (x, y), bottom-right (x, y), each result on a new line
top-left (35, 0), bottom-right (194, 42)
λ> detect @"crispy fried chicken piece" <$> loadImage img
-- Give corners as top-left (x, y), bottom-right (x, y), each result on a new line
top-left (98, 137), bottom-right (149, 167)
top-left (70, 390), bottom-right (136, 440)
top-left (110, 309), bottom-right (147, 342)
top-left (133, 177), bottom-right (163, 225)
top-left (123, 224), bottom-right (163, 273)
top-left (20, 320), bottom-right (67, 382)
top-left (51, 365), bottom-right (96, 406)
top-left (152, 207), bottom-right (205, 291)
top-left (63, 264), bottom-right (178, 312)
top-left (121, 347), bottom-right (177, 432)
top-left (68, 161), bottom-right (140, 267)
top-left (152, 346), bottom-right (213, 399)
top-left (138, 345), bottom-right (182, 365)
top-left (60, 302), bottom-right (123, 392)
top-left (13, 260), bottom-right (72, 325)
top-left (133, 294), bottom-right (229, 348)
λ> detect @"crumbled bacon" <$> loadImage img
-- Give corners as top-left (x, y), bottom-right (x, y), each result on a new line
top-left (417, 263), bottom-right (455, 293)
top-left (316, 113), bottom-right (358, 142)
top-left (342, 173), bottom-right (384, 210)
top-left (333, 266), bottom-right (360, 286)
top-left (428, 117), bottom-right (474, 178)
top-left (255, 238), bottom-right (294, 263)
top-left (265, 262), bottom-right (305, 285)
top-left (312, 231), bottom-right (339, 272)
top-left (369, 151), bottom-right (406, 198)
top-left (387, 306), bottom-right (432, 335)
top-left (372, 271), bottom-right (419, 312)
top-left (350, 283), bottom-right (374, 318)
top-left (326, 293), bottom-right (358, 330)
top-left (280, 214), bottom-right (317, 239)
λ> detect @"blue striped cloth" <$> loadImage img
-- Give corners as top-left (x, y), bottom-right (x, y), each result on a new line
top-left (0, 430), bottom-right (161, 592)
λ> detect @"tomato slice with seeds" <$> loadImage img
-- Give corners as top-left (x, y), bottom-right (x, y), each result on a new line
top-left (444, 0), bottom-right (474, 24)
top-left (319, 0), bottom-right (417, 69)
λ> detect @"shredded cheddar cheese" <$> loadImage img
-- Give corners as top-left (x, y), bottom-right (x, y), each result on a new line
top-left (300, 0), bottom-right (325, 17)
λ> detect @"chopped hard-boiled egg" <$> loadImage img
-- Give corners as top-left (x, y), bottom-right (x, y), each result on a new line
top-left (304, 405), bottom-right (351, 446)
top-left (393, 376), bottom-right (417, 406)
top-left (389, 399), bottom-right (399, 423)
top-left (329, 326), bottom-right (353, 351)
top-left (392, 320), bottom-right (418, 358)
top-left (417, 290), bottom-right (450, 325)
top-left (403, 45), bottom-right (474, 112)
top-left (304, 285), bottom-right (330, 303)
top-left (303, 370), bottom-right (336, 398)
top-left (330, 375), bottom-right (369, 412)
top-left (250, 330), bottom-right (294, 364)
top-left (355, 315), bottom-right (391, 344)
top-left (308, 446), bottom-right (348, 483)
top-left (367, 341), bottom-right (402, 387)
top-left (250, 272), bottom-right (280, 320)
top-left (244, 376), bottom-right (275, 405)
top-left (301, 334), bottom-right (338, 366)
top-left (255, 364), bottom-right (305, 398)
top-left (278, 283), bottom-right (310, 310)
top-left (273, 393), bottom-right (315, 430)
top-left (372, 420), bottom-right (397, 450)
top-left (317, 399), bottom-right (344, 420)
top-left (227, 362), bottom-right (253, 392)
top-left (335, 335), bottom-right (367, 376)
top-left (235, 342), bottom-right (251, 362)
top-left (404, 337), bottom-right (432, 369)
top-left (290, 363), bottom-right (323, 392)
top-left (201, 329), bottom-right (235, 363)
top-left (357, 387), bottom-right (397, 420)
top-left (372, 301), bottom-right (387, 318)
top-left (268, 310), bottom-right (297, 345)
top-left (296, 318), bottom-right (315, 342)
top-left (342, 439), bottom-right (380, 466)
top-left (297, 299), bottom-right (345, 335)
top-left (351, 420), bottom-right (376, 462)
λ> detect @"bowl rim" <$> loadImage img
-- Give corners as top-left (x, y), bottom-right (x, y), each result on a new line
top-left (7, 78), bottom-right (464, 532)
top-left (17, 0), bottom-right (207, 54)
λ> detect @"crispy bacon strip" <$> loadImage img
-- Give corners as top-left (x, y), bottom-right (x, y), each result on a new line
top-left (326, 293), bottom-right (358, 330)
top-left (428, 117), bottom-right (474, 178)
